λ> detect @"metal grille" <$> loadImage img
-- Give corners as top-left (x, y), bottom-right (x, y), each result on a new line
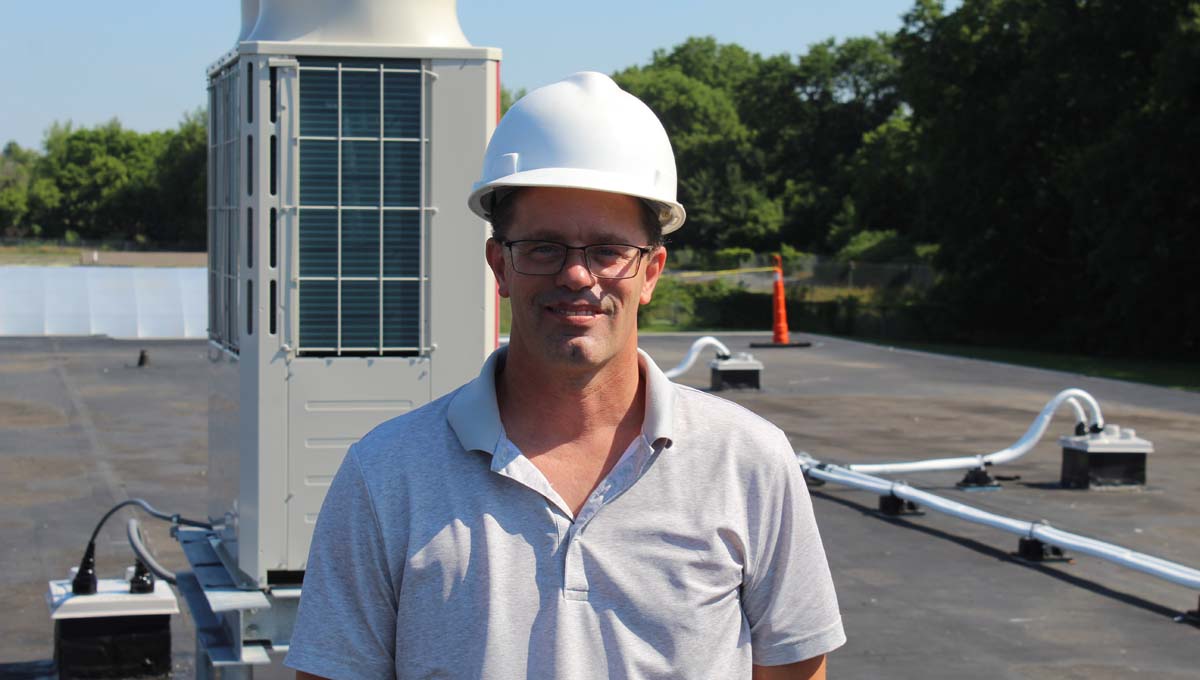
top-left (296, 57), bottom-right (426, 356)
top-left (207, 62), bottom-right (241, 353)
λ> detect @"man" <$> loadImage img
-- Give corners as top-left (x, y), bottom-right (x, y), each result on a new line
top-left (288, 72), bottom-right (844, 679)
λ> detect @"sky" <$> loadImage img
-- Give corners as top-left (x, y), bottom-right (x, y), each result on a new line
top-left (0, 0), bottom-right (952, 151)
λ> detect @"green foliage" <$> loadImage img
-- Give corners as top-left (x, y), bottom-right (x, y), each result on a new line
top-left (614, 34), bottom-right (899, 251)
top-left (499, 86), bottom-right (526, 116)
top-left (913, 243), bottom-right (940, 263)
top-left (0, 142), bottom-right (36, 236)
top-left (835, 229), bottom-right (914, 263)
top-left (712, 247), bottom-right (755, 269)
top-left (638, 275), bottom-right (695, 328)
top-left (778, 243), bottom-right (814, 274)
top-left (895, 0), bottom-right (1200, 356)
top-left (150, 109), bottom-right (207, 247)
top-left (2, 113), bottom-right (206, 247)
top-left (841, 112), bottom-right (920, 242)
top-left (36, 119), bottom-right (165, 240)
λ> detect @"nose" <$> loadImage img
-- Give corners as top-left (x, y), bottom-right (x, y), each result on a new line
top-left (555, 248), bottom-right (596, 290)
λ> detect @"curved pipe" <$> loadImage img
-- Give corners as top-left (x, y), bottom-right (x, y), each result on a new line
top-left (847, 389), bottom-right (1105, 475)
top-left (126, 518), bottom-right (177, 585)
top-left (1064, 397), bottom-right (1087, 428)
top-left (799, 457), bottom-right (1200, 591)
top-left (664, 336), bottom-right (732, 379)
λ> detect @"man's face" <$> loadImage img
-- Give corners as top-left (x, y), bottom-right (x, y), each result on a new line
top-left (485, 187), bottom-right (666, 370)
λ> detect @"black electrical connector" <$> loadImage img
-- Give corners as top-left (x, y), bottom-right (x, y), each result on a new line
top-left (879, 495), bottom-right (920, 516)
top-left (71, 542), bottom-right (98, 595)
top-left (1176, 596), bottom-right (1200, 628)
top-left (1016, 537), bottom-right (1070, 562)
top-left (69, 498), bottom-right (211, 597)
top-left (957, 466), bottom-right (1000, 488)
top-left (129, 560), bottom-right (155, 594)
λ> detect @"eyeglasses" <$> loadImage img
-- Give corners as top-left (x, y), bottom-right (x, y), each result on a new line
top-left (501, 240), bottom-right (654, 280)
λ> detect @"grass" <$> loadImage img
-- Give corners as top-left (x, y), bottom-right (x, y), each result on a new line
top-left (792, 285), bottom-right (877, 304)
top-left (856, 338), bottom-right (1200, 392)
top-left (0, 243), bottom-right (80, 266)
top-left (499, 297), bottom-right (511, 335)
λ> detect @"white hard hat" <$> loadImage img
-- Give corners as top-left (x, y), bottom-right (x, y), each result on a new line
top-left (468, 71), bottom-right (686, 234)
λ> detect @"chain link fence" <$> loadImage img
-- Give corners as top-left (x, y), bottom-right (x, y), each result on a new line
top-left (667, 254), bottom-right (935, 296)
top-left (646, 254), bottom-right (942, 339)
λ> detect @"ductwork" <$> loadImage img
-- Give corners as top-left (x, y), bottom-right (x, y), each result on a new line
top-left (239, 0), bottom-right (260, 41)
top-left (242, 0), bottom-right (472, 47)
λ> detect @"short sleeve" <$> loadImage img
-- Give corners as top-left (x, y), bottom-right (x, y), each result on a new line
top-left (742, 429), bottom-right (846, 666)
top-left (285, 445), bottom-right (398, 679)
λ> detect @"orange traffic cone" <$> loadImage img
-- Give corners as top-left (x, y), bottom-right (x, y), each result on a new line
top-left (751, 254), bottom-right (812, 348)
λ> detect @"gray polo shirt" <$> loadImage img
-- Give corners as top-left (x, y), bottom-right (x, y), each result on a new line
top-left (286, 348), bottom-right (844, 679)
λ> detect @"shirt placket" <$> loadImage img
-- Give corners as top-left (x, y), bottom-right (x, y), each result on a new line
top-left (562, 436), bottom-right (659, 601)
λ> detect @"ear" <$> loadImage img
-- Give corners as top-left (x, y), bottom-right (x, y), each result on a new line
top-left (639, 246), bottom-right (667, 306)
top-left (485, 238), bottom-right (511, 298)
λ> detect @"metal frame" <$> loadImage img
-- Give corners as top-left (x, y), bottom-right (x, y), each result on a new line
top-left (207, 61), bottom-right (242, 355)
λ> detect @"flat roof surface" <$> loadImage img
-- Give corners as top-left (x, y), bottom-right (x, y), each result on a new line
top-left (1, 333), bottom-right (1197, 678)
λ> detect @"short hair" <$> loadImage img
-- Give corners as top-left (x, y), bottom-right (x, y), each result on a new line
top-left (489, 188), bottom-right (665, 246)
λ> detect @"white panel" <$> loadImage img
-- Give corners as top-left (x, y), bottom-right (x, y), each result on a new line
top-left (427, 58), bottom-right (498, 396)
top-left (44, 268), bottom-right (92, 335)
top-left (179, 268), bottom-right (210, 339)
top-left (87, 269), bottom-right (140, 339)
top-left (285, 357), bottom-right (430, 568)
top-left (0, 266), bottom-right (209, 340)
top-left (0, 266), bottom-right (47, 335)
top-left (134, 268), bottom-right (187, 338)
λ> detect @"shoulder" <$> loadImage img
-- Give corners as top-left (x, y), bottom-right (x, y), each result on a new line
top-left (671, 383), bottom-right (788, 443)
top-left (668, 383), bottom-right (794, 467)
top-left (349, 387), bottom-right (462, 471)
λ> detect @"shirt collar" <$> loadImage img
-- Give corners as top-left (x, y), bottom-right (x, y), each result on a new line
top-left (446, 345), bottom-right (676, 455)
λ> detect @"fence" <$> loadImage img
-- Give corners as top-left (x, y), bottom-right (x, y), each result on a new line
top-left (668, 254), bottom-right (935, 296)
top-left (648, 255), bottom-right (942, 340)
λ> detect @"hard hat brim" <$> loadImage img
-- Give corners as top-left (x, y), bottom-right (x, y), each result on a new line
top-left (468, 168), bottom-right (687, 235)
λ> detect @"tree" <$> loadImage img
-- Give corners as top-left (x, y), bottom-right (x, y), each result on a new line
top-left (783, 35), bottom-right (901, 249)
top-left (841, 111), bottom-right (921, 245)
top-left (0, 142), bottom-right (36, 235)
top-left (34, 119), bottom-right (166, 241)
top-left (895, 0), bottom-right (1200, 355)
top-left (500, 86), bottom-right (526, 117)
top-left (615, 60), bottom-right (781, 248)
top-left (150, 109), bottom-right (207, 247)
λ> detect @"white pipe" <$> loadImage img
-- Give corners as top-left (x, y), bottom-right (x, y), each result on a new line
top-left (1064, 397), bottom-right (1087, 427)
top-left (126, 518), bottom-right (177, 584)
top-left (664, 336), bottom-right (732, 379)
top-left (800, 457), bottom-right (1200, 591)
top-left (848, 388), bottom-right (1105, 474)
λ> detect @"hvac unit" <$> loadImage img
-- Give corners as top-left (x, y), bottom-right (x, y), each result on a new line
top-left (189, 0), bottom-right (500, 672)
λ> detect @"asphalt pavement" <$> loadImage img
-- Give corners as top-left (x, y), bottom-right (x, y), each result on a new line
top-left (1, 333), bottom-right (1197, 678)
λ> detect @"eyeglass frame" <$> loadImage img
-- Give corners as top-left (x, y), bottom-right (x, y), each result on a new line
top-left (498, 239), bottom-right (656, 280)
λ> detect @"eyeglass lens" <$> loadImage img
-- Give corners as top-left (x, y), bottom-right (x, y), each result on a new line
top-left (509, 241), bottom-right (644, 279)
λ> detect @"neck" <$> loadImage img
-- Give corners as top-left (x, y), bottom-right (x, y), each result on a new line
top-left (496, 337), bottom-right (644, 448)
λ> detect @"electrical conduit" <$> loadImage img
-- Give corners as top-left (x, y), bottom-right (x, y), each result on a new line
top-left (799, 456), bottom-right (1200, 591)
top-left (847, 389), bottom-right (1105, 475)
top-left (663, 336), bottom-right (732, 379)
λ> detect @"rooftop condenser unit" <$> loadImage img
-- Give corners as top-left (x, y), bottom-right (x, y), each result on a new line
top-left (188, 0), bottom-right (500, 673)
